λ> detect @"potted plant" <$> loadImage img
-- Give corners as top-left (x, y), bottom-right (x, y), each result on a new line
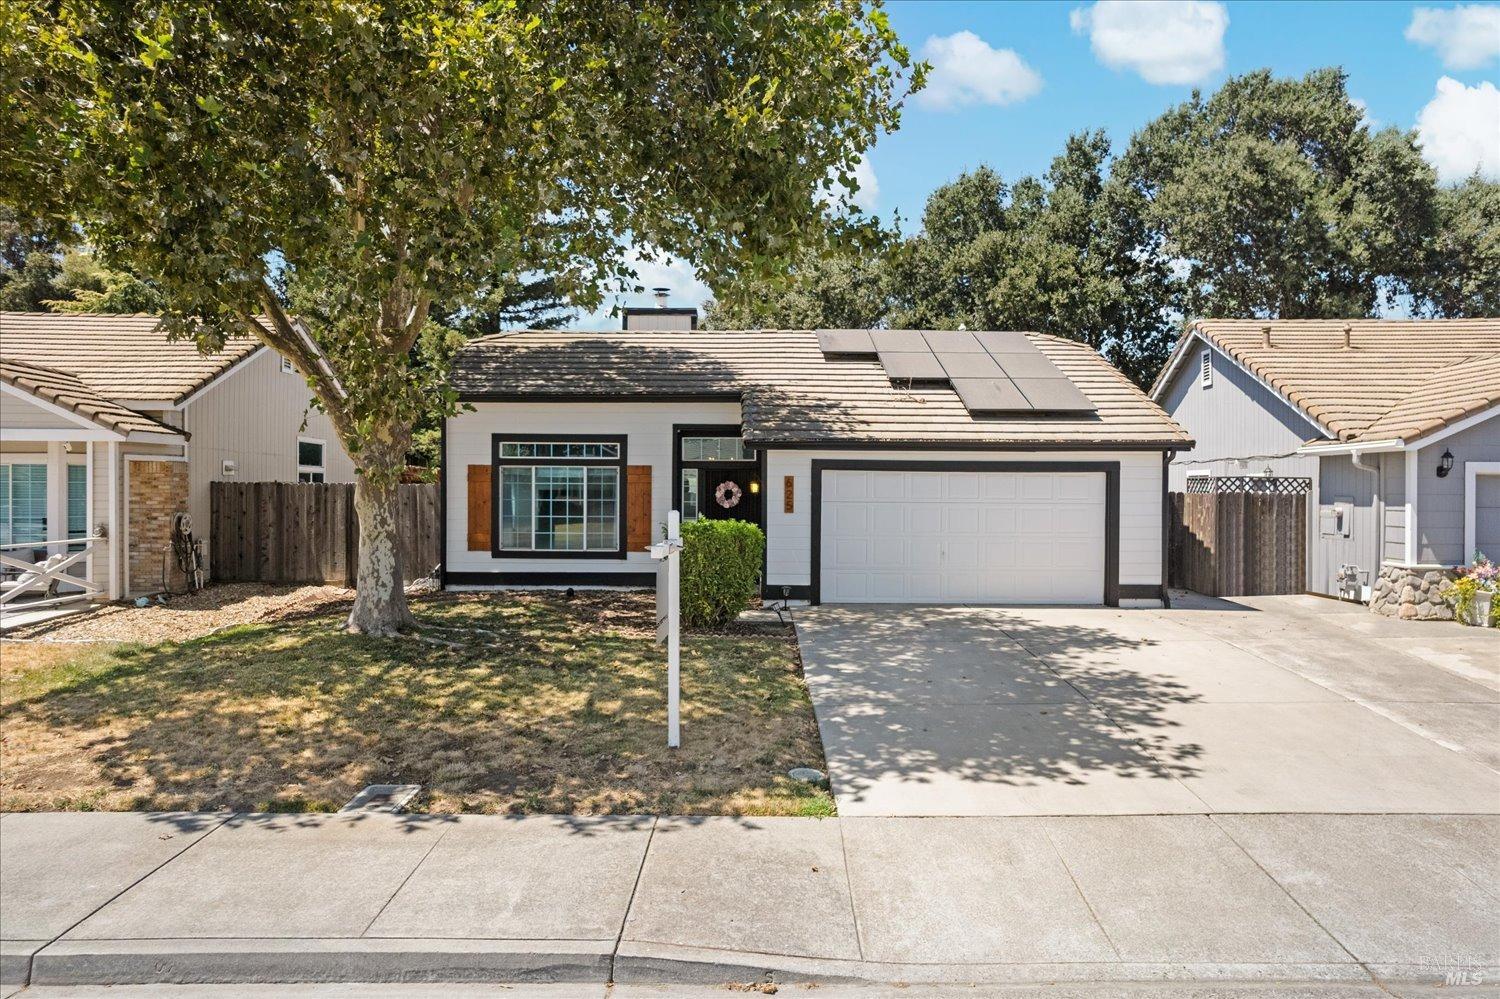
top-left (1446, 552), bottom-right (1497, 627)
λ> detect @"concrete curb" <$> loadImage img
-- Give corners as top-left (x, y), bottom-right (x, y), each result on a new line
top-left (19, 937), bottom-right (1497, 989)
top-left (0, 940), bottom-right (44, 985)
top-left (612, 942), bottom-right (1385, 986)
top-left (29, 939), bottom-right (612, 986)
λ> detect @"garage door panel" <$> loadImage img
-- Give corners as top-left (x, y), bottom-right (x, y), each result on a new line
top-left (910, 473), bottom-right (944, 499)
top-left (820, 468), bottom-right (1107, 605)
top-left (909, 506), bottom-right (944, 533)
top-left (828, 503), bottom-right (869, 533)
top-left (1021, 476), bottom-right (1055, 500)
top-left (1058, 474), bottom-right (1104, 501)
top-left (1018, 506), bottom-right (1054, 533)
top-left (829, 471), bottom-right (869, 501)
top-left (982, 507), bottom-right (1019, 534)
top-left (871, 504), bottom-right (904, 534)
top-left (947, 505), bottom-right (981, 533)
top-left (981, 474), bottom-right (1018, 500)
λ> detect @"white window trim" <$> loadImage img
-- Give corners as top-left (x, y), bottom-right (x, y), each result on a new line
top-left (1199, 348), bottom-right (1212, 387)
top-left (280, 354), bottom-right (297, 375)
top-left (297, 436), bottom-right (326, 482)
top-left (1464, 461), bottom-right (1500, 564)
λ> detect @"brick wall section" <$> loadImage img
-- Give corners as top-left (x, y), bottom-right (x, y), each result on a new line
top-left (128, 460), bottom-right (190, 594)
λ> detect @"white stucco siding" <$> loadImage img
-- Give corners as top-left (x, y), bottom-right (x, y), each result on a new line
top-left (444, 401), bottom-right (741, 577)
top-left (1157, 338), bottom-right (1323, 489)
top-left (764, 448), bottom-right (1167, 592)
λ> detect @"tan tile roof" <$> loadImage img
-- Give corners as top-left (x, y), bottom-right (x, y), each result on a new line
top-left (1, 358), bottom-right (185, 438)
top-left (1165, 319), bottom-right (1500, 446)
top-left (0, 311), bottom-right (264, 403)
top-left (454, 328), bottom-right (1191, 448)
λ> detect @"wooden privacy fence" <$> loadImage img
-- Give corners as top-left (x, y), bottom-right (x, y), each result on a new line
top-left (210, 481), bottom-right (440, 585)
top-left (1169, 490), bottom-right (1306, 597)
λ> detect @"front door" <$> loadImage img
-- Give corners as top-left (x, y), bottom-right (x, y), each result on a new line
top-left (698, 466), bottom-right (761, 523)
top-left (676, 426), bottom-right (762, 528)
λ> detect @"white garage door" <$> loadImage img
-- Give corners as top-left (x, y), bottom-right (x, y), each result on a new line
top-left (819, 468), bottom-right (1107, 604)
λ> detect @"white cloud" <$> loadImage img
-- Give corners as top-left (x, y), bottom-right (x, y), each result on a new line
top-left (569, 246), bottom-right (711, 329)
top-left (1416, 76), bottom-right (1500, 182)
top-left (1070, 1), bottom-right (1228, 85)
top-left (1406, 5), bottom-right (1500, 70)
top-left (913, 31), bottom-right (1042, 111)
top-left (825, 155), bottom-right (880, 213)
top-left (1351, 97), bottom-right (1379, 129)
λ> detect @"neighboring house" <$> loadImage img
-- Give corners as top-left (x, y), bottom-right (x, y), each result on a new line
top-left (1152, 318), bottom-right (1500, 618)
top-left (0, 311), bottom-right (355, 599)
top-left (442, 326), bottom-right (1191, 607)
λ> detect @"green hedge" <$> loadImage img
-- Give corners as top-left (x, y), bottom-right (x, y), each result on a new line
top-left (679, 518), bottom-right (765, 627)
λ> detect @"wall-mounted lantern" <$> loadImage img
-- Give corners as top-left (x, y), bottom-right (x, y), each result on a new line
top-left (1437, 449), bottom-right (1454, 478)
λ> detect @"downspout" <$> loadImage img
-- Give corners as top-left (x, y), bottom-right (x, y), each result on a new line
top-left (1351, 449), bottom-right (1381, 603)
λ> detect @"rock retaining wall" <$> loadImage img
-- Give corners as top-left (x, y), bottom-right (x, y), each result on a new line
top-left (1369, 564), bottom-right (1455, 620)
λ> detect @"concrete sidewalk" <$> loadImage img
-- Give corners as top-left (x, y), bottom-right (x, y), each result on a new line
top-left (2, 812), bottom-right (1496, 993)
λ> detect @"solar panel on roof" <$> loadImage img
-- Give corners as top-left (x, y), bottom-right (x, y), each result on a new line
top-left (935, 351), bottom-right (1004, 379)
top-left (974, 331), bottom-right (1036, 354)
top-left (951, 377), bottom-right (1032, 412)
top-left (922, 330), bottom-right (988, 353)
top-left (991, 351), bottom-right (1065, 378)
top-left (879, 350), bottom-right (948, 380)
top-left (1012, 377), bottom-right (1095, 412)
top-left (817, 329), bottom-right (876, 355)
top-left (871, 329), bottom-right (928, 352)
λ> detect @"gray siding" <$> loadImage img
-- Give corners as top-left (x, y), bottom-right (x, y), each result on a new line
top-left (1414, 415), bottom-right (1500, 565)
top-left (1, 391), bottom-right (78, 429)
top-left (1158, 338), bottom-right (1324, 489)
top-left (1381, 452), bottom-right (1406, 563)
top-left (181, 348), bottom-right (356, 579)
top-left (1310, 454), bottom-right (1382, 597)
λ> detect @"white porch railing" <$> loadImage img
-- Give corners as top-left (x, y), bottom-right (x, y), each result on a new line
top-left (0, 537), bottom-right (104, 613)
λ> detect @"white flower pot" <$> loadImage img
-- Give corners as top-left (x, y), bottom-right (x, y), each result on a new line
top-left (1473, 591), bottom-right (1494, 628)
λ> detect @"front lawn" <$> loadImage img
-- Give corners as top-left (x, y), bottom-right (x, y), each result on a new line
top-left (0, 590), bottom-right (833, 816)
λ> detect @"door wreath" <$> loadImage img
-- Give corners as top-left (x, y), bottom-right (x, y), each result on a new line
top-left (714, 479), bottom-right (743, 509)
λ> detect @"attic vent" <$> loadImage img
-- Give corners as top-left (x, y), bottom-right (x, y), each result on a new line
top-left (1200, 348), bottom-right (1213, 387)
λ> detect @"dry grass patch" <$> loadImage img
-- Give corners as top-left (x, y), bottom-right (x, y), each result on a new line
top-left (0, 590), bottom-right (832, 816)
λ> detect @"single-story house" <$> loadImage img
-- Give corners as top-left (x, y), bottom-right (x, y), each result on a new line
top-left (442, 325), bottom-right (1192, 607)
top-left (1, 311), bottom-right (355, 601)
top-left (1151, 318), bottom-right (1500, 618)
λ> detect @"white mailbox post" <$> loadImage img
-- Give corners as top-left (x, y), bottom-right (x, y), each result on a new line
top-left (649, 510), bottom-right (684, 748)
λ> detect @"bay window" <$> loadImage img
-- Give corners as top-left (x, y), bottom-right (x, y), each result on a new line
top-left (493, 436), bottom-right (626, 557)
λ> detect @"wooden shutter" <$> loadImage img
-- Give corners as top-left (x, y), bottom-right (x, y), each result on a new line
top-left (626, 465), bottom-right (652, 552)
top-left (467, 464), bottom-right (492, 551)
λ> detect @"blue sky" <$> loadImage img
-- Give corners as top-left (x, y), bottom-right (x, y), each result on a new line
top-left (578, 1), bottom-right (1500, 326)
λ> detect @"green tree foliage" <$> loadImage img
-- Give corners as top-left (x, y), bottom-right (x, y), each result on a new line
top-left (0, 210), bottom-right (64, 310)
top-left (1, 210), bottom-right (163, 312)
top-left (1413, 176), bottom-right (1500, 317)
top-left (703, 222), bottom-right (896, 330)
top-left (4, 1), bottom-right (918, 634)
top-left (1113, 68), bottom-right (1437, 319)
top-left (44, 247), bottom-right (165, 313)
top-left (886, 136), bottom-right (1176, 385)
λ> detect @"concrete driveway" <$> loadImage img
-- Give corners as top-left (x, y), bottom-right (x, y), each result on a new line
top-left (795, 593), bottom-right (1500, 817)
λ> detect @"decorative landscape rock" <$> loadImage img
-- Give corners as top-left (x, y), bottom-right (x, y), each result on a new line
top-left (788, 767), bottom-right (827, 785)
top-left (1369, 565), bottom-right (1455, 621)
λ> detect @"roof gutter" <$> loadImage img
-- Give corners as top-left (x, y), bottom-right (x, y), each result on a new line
top-left (1296, 438), bottom-right (1404, 457)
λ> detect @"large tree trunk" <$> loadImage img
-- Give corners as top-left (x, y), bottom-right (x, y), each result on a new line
top-left (347, 470), bottom-right (417, 637)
